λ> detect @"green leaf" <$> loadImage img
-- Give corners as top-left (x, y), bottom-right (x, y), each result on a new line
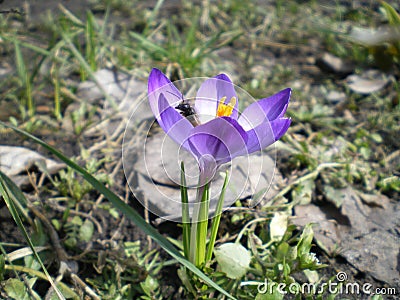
top-left (359, 147), bottom-right (371, 159)
top-left (370, 295), bottom-right (384, 300)
top-left (287, 246), bottom-right (298, 261)
top-left (381, 1), bottom-right (400, 25)
top-left (140, 275), bottom-right (159, 297)
top-left (71, 216), bottom-right (82, 226)
top-left (3, 265), bottom-right (79, 299)
top-left (270, 212), bottom-right (288, 242)
top-left (276, 243), bottom-right (298, 263)
top-left (303, 269), bottom-right (319, 283)
top-left (206, 170), bottom-right (229, 262)
top-left (177, 267), bottom-right (196, 294)
top-left (370, 133), bottom-right (383, 143)
top-left (180, 162), bottom-right (190, 259)
top-left (323, 186), bottom-right (346, 208)
top-left (297, 224), bottom-right (314, 256)
top-left (130, 31), bottom-right (169, 56)
top-left (3, 278), bottom-right (40, 300)
top-left (292, 179), bottom-right (315, 205)
top-left (79, 219), bottom-right (94, 242)
top-left (0, 254), bottom-right (5, 281)
top-left (214, 243), bottom-right (251, 279)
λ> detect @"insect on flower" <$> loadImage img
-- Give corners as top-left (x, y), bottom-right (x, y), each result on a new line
top-left (175, 100), bottom-right (201, 127)
top-left (175, 99), bottom-right (195, 118)
top-left (166, 90), bottom-right (201, 126)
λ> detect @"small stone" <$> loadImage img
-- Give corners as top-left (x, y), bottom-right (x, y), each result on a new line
top-left (349, 26), bottom-right (400, 47)
top-left (0, 65), bottom-right (12, 80)
top-left (326, 90), bottom-right (346, 104)
top-left (0, 146), bottom-right (65, 187)
top-left (346, 69), bottom-right (391, 94)
top-left (292, 80), bottom-right (304, 90)
top-left (343, 109), bottom-right (355, 121)
top-left (63, 68), bottom-right (151, 134)
top-left (316, 53), bottom-right (354, 76)
top-left (293, 204), bottom-right (340, 254)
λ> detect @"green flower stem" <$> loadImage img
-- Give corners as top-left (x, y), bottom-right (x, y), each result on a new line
top-left (195, 181), bottom-right (209, 267)
top-left (189, 204), bottom-right (199, 264)
top-left (189, 170), bottom-right (210, 267)
top-left (205, 170), bottom-right (229, 262)
top-left (53, 72), bottom-right (61, 120)
top-left (180, 162), bottom-right (190, 259)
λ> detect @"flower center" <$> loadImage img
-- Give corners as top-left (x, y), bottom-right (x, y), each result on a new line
top-left (216, 96), bottom-right (236, 117)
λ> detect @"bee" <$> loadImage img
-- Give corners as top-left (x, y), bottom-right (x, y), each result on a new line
top-left (175, 100), bottom-right (196, 118)
top-left (166, 91), bottom-right (200, 126)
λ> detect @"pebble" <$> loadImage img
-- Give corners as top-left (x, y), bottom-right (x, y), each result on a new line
top-left (326, 90), bottom-right (346, 104)
top-left (316, 53), bottom-right (354, 76)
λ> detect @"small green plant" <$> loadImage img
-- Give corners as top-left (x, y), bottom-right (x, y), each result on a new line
top-left (53, 156), bottom-right (111, 204)
top-left (14, 40), bottom-right (34, 118)
top-left (131, 15), bottom-right (241, 76)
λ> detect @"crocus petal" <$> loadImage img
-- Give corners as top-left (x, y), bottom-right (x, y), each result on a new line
top-left (238, 88), bottom-right (291, 130)
top-left (158, 93), bottom-right (193, 150)
top-left (195, 74), bottom-right (239, 122)
top-left (148, 68), bottom-right (183, 118)
top-left (242, 120), bottom-right (276, 155)
top-left (270, 117), bottom-right (291, 141)
top-left (187, 117), bottom-right (247, 165)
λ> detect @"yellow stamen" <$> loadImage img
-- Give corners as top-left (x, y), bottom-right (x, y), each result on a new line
top-left (216, 96), bottom-right (236, 117)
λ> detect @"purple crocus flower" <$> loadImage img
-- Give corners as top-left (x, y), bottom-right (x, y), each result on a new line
top-left (148, 68), bottom-right (291, 182)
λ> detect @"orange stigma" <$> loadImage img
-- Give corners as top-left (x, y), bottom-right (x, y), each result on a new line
top-left (216, 96), bottom-right (236, 117)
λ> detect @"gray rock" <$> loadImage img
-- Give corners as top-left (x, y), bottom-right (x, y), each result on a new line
top-left (0, 146), bottom-right (65, 187)
top-left (350, 26), bottom-right (400, 47)
top-left (326, 90), bottom-right (346, 104)
top-left (63, 69), bottom-right (151, 134)
top-left (316, 53), bottom-right (354, 76)
top-left (293, 204), bottom-right (340, 254)
top-left (346, 70), bottom-right (391, 94)
top-left (127, 132), bottom-right (282, 222)
top-left (0, 65), bottom-right (12, 80)
top-left (295, 186), bottom-right (400, 287)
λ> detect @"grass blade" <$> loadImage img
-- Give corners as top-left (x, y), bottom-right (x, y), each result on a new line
top-left (180, 162), bottom-right (191, 259)
top-left (14, 40), bottom-right (34, 116)
top-left (206, 171), bottom-right (229, 262)
top-left (0, 121), bottom-right (236, 300)
top-left (130, 31), bottom-right (169, 56)
top-left (86, 11), bottom-right (97, 71)
top-left (60, 31), bottom-right (118, 110)
top-left (196, 182), bottom-right (209, 267)
top-left (0, 171), bottom-right (65, 300)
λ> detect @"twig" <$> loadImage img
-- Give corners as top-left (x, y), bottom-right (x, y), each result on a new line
top-left (28, 204), bottom-right (69, 262)
top-left (385, 149), bottom-right (400, 164)
top-left (70, 273), bottom-right (100, 300)
top-left (270, 162), bottom-right (345, 203)
top-left (0, 8), bottom-right (23, 15)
